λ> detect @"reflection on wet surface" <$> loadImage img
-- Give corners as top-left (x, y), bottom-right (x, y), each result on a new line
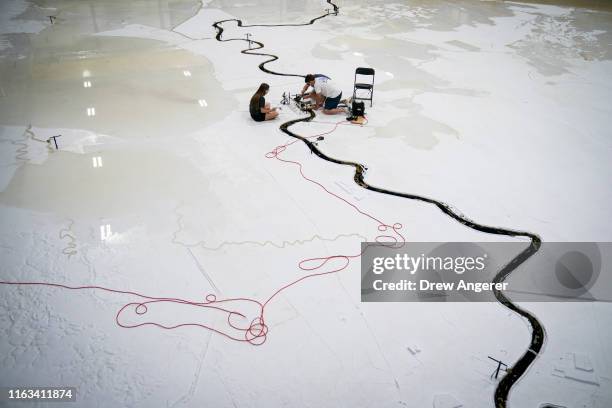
top-left (313, 35), bottom-right (436, 62)
top-left (208, 0), bottom-right (334, 24)
top-left (0, 36), bottom-right (234, 139)
top-left (507, 6), bottom-right (612, 75)
top-left (35, 0), bottom-right (200, 33)
top-left (0, 0), bottom-right (234, 139)
top-left (322, 0), bottom-right (612, 75)
top-left (0, 148), bottom-right (210, 217)
top-left (375, 113), bottom-right (458, 150)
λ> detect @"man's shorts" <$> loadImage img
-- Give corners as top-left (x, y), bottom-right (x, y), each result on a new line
top-left (324, 92), bottom-right (342, 110)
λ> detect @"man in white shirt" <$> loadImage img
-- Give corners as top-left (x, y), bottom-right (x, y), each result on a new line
top-left (302, 74), bottom-right (349, 115)
top-left (301, 74), bottom-right (329, 109)
top-left (300, 73), bottom-right (330, 95)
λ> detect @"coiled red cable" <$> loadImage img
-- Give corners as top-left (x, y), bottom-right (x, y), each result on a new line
top-left (0, 120), bottom-right (404, 345)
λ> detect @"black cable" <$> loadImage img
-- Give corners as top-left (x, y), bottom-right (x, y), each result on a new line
top-left (213, 2), bottom-right (544, 407)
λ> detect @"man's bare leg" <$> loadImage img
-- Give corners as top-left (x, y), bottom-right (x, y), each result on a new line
top-left (323, 107), bottom-right (347, 115)
top-left (265, 110), bottom-right (278, 120)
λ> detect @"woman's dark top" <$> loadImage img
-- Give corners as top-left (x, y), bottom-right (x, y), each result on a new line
top-left (250, 96), bottom-right (266, 122)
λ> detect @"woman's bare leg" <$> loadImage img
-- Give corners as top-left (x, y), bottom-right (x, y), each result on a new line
top-left (265, 110), bottom-right (278, 120)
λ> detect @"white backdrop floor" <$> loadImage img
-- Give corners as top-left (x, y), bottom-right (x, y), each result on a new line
top-left (1, 0), bottom-right (611, 407)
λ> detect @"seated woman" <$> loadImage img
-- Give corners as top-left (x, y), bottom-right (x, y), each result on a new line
top-left (249, 83), bottom-right (278, 122)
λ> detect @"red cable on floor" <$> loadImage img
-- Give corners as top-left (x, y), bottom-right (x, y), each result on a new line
top-left (0, 119), bottom-right (403, 346)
